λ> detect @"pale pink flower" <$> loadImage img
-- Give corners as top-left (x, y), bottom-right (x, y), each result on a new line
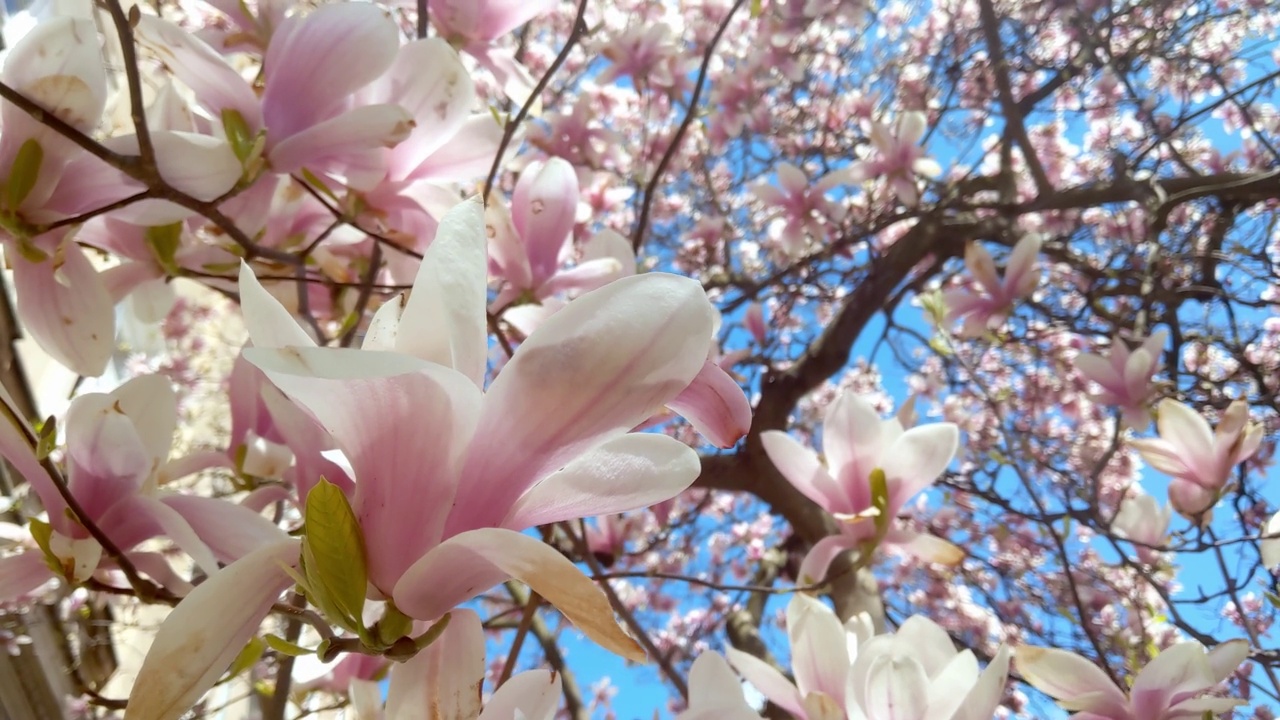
top-left (846, 111), bottom-right (942, 206)
top-left (762, 391), bottom-right (961, 583)
top-left (1111, 489), bottom-right (1173, 563)
top-left (0, 375), bottom-right (286, 605)
top-left (427, 0), bottom-right (558, 104)
top-left (1015, 640), bottom-right (1249, 720)
top-left (941, 234), bottom-right (1042, 337)
top-left (1129, 399), bottom-right (1263, 519)
top-left (754, 161), bottom-right (849, 256)
top-left (728, 595), bottom-right (1010, 720)
top-left (1077, 330), bottom-right (1167, 430)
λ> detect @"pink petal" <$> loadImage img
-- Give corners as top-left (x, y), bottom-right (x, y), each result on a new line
top-left (581, 229), bottom-right (638, 279)
top-left (1013, 646), bottom-right (1128, 716)
top-left (822, 393), bottom-right (885, 496)
top-left (501, 433), bottom-right (699, 529)
top-left (897, 112), bottom-right (928, 145)
top-left (775, 162), bottom-right (807, 194)
top-left (396, 199), bottom-right (488, 387)
top-left (760, 430), bottom-right (848, 514)
top-left (133, 16), bottom-right (262, 131)
top-left (724, 647), bottom-right (805, 717)
top-left (393, 528), bottom-right (645, 661)
top-left (963, 242), bottom-right (1001, 296)
top-left (795, 534), bottom-right (859, 585)
top-left (245, 346), bottom-right (482, 594)
top-left (1153, 400), bottom-right (1216, 479)
top-left (1130, 642), bottom-right (1214, 719)
top-left (0, 552), bottom-right (56, 603)
top-left (268, 104), bottom-right (413, 183)
top-left (127, 539), bottom-right (298, 720)
top-left (512, 157), bottom-right (580, 286)
top-left (407, 114), bottom-right (505, 182)
top-left (477, 670), bottom-right (561, 720)
top-left (238, 261), bottom-right (318, 349)
top-left (881, 423), bottom-right (959, 506)
top-left (112, 374), bottom-right (178, 473)
top-left (666, 359), bottom-right (751, 448)
top-left (681, 652), bottom-right (762, 719)
top-left (63, 393), bottom-right (150, 522)
top-left (951, 645), bottom-right (1011, 720)
top-left (161, 495), bottom-right (288, 563)
top-left (788, 594), bottom-right (850, 703)
top-left (861, 653), bottom-right (930, 720)
top-left (381, 39), bottom-right (476, 181)
top-left (447, 273), bottom-right (713, 533)
top-left (431, 0), bottom-right (558, 41)
top-left (11, 236), bottom-right (113, 376)
top-left (384, 610), bottom-right (484, 720)
top-left (261, 3), bottom-right (399, 139)
top-left (535, 258), bottom-right (628, 298)
top-left (1003, 233), bottom-right (1043, 298)
top-left (2, 17), bottom-right (107, 134)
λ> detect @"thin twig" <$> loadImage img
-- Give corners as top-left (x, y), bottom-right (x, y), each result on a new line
top-left (630, 0), bottom-right (748, 252)
top-left (482, 0), bottom-right (591, 203)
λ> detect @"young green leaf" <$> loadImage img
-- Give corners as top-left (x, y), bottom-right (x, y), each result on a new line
top-left (7, 139), bottom-right (43, 210)
top-left (301, 478), bottom-right (369, 634)
top-left (264, 634), bottom-right (313, 658)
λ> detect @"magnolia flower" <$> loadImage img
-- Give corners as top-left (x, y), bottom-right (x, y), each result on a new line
top-left (135, 4), bottom-right (415, 190)
top-left (1076, 330), bottom-right (1167, 431)
top-left (753, 161), bottom-right (849, 257)
top-left (127, 199), bottom-right (727, 718)
top-left (762, 391), bottom-right (961, 583)
top-left (1129, 399), bottom-right (1263, 520)
top-left (941, 234), bottom-right (1042, 337)
top-left (727, 595), bottom-right (1010, 720)
top-left (846, 111), bottom-right (942, 206)
top-left (0, 375), bottom-right (285, 606)
top-left (1111, 490), bottom-right (1173, 564)
top-left (489, 158), bottom-right (628, 309)
top-left (745, 302), bottom-right (768, 345)
top-left (1015, 640), bottom-right (1249, 719)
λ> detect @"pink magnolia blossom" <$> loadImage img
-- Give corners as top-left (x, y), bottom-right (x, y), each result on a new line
top-left (745, 302), bottom-right (768, 345)
top-left (1077, 330), bottom-right (1167, 431)
top-left (135, 3), bottom-right (415, 190)
top-left (941, 234), bottom-right (1042, 337)
top-left (0, 375), bottom-right (285, 605)
top-left (1015, 640), bottom-right (1249, 720)
top-left (727, 594), bottom-right (1010, 720)
top-left (489, 158), bottom-right (629, 308)
top-left (127, 198), bottom-right (723, 718)
top-left (754, 161), bottom-right (849, 257)
top-left (1129, 399), bottom-right (1263, 520)
top-left (762, 391), bottom-right (961, 583)
top-left (1111, 489), bottom-right (1173, 564)
top-left (846, 111), bottom-right (942, 206)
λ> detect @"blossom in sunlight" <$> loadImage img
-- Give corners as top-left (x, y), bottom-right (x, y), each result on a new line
top-left (762, 390), bottom-right (961, 584)
top-left (1129, 399), bottom-right (1263, 520)
top-left (1111, 489), bottom-right (1173, 564)
top-left (727, 594), bottom-right (1010, 720)
top-left (0, 375), bottom-right (284, 605)
top-left (1076, 330), bottom-right (1167, 431)
top-left (1016, 639), bottom-right (1249, 719)
top-left (846, 111), bottom-right (942, 206)
top-left (126, 198), bottom-right (731, 718)
top-left (941, 234), bottom-right (1042, 337)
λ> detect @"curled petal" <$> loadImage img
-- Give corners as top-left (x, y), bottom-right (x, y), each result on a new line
top-left (126, 539), bottom-right (298, 720)
top-left (12, 236), bottom-right (113, 377)
top-left (393, 527), bottom-right (644, 662)
top-left (666, 359), bottom-right (751, 448)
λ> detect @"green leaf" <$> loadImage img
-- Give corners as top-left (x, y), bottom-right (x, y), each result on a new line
top-left (7, 139), bottom-right (43, 210)
top-left (264, 634), bottom-right (314, 657)
top-left (750, 0), bottom-right (762, 18)
top-left (301, 478), bottom-right (368, 634)
top-left (28, 519), bottom-right (61, 576)
top-left (35, 415), bottom-right (56, 461)
top-left (869, 468), bottom-right (890, 539)
top-left (299, 168), bottom-right (337, 202)
top-left (145, 223), bottom-right (183, 273)
top-left (221, 109), bottom-right (255, 164)
top-left (225, 636), bottom-right (266, 679)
